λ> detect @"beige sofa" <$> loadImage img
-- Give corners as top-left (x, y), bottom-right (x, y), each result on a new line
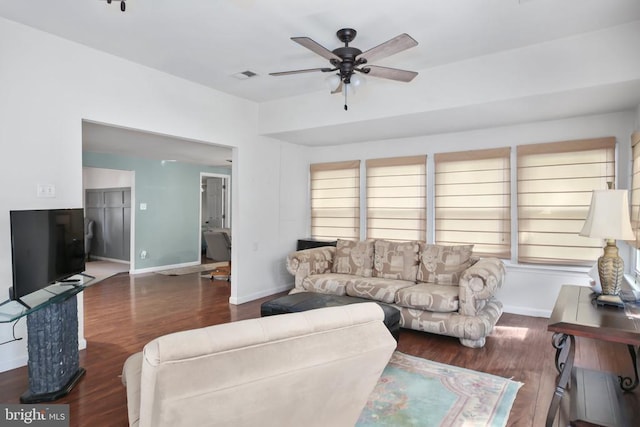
top-left (286, 239), bottom-right (506, 348)
top-left (121, 303), bottom-right (396, 427)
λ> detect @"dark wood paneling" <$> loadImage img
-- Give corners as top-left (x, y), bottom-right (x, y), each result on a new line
top-left (85, 188), bottom-right (131, 261)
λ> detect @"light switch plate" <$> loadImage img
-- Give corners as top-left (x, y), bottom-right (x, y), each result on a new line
top-left (37, 184), bottom-right (56, 198)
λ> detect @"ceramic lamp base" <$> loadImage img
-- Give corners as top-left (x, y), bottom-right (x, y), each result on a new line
top-left (597, 239), bottom-right (624, 297)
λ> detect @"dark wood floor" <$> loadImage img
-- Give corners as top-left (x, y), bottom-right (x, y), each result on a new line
top-left (0, 271), bottom-right (638, 426)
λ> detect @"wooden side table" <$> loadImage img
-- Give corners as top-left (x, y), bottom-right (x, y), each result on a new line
top-left (546, 285), bottom-right (640, 427)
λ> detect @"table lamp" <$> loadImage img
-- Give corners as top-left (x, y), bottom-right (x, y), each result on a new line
top-left (579, 189), bottom-right (635, 306)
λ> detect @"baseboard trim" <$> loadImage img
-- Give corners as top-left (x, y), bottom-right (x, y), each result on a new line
top-left (0, 355), bottom-right (28, 373)
top-left (131, 260), bottom-right (200, 275)
top-left (229, 284), bottom-right (293, 305)
top-left (503, 304), bottom-right (551, 318)
top-left (90, 256), bottom-right (129, 264)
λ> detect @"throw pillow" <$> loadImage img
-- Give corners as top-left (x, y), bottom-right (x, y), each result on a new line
top-left (373, 240), bottom-right (420, 281)
top-left (417, 244), bottom-right (474, 285)
top-left (331, 239), bottom-right (374, 277)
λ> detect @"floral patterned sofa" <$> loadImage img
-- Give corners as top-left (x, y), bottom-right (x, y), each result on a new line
top-left (286, 239), bottom-right (505, 348)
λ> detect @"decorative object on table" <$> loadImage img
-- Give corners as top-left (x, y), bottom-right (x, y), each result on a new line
top-left (586, 263), bottom-right (602, 293)
top-left (356, 351), bottom-right (522, 427)
top-left (579, 189), bottom-right (635, 307)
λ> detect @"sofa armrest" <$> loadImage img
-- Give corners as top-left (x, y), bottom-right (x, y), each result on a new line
top-left (458, 257), bottom-right (505, 316)
top-left (286, 246), bottom-right (335, 288)
top-left (122, 352), bottom-right (143, 427)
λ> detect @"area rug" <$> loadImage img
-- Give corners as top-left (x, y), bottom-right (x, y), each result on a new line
top-left (357, 352), bottom-right (522, 427)
top-left (156, 261), bottom-right (228, 276)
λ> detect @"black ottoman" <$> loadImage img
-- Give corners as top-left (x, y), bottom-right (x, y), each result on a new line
top-left (261, 292), bottom-right (401, 341)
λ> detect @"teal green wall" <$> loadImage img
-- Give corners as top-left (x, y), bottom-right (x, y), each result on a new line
top-left (83, 152), bottom-right (231, 270)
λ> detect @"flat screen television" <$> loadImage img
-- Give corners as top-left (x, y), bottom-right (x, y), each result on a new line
top-left (10, 208), bottom-right (86, 304)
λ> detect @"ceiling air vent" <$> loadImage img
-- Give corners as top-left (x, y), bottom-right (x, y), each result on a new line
top-left (232, 70), bottom-right (258, 80)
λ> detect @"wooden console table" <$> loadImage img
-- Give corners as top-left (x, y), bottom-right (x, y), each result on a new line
top-left (546, 285), bottom-right (640, 426)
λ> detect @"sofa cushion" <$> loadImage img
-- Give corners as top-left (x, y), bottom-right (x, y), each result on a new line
top-left (417, 244), bottom-right (474, 285)
top-left (331, 239), bottom-right (374, 277)
top-left (395, 283), bottom-right (459, 313)
top-left (373, 240), bottom-right (420, 282)
top-left (346, 277), bottom-right (416, 304)
top-left (302, 273), bottom-right (356, 295)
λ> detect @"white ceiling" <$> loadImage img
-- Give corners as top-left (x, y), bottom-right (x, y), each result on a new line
top-left (2, 0), bottom-right (639, 101)
top-left (3, 0), bottom-right (640, 160)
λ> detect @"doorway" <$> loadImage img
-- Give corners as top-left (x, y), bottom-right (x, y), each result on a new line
top-left (201, 173), bottom-right (230, 230)
top-left (200, 173), bottom-right (231, 264)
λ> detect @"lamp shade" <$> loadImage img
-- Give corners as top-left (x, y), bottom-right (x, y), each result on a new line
top-left (579, 189), bottom-right (635, 241)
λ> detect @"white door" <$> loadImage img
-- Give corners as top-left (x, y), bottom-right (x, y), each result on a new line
top-left (204, 177), bottom-right (226, 228)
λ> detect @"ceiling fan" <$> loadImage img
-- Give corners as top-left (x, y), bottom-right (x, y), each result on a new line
top-left (270, 28), bottom-right (419, 110)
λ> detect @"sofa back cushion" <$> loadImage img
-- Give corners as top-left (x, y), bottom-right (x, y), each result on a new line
top-left (373, 240), bottom-right (420, 281)
top-left (417, 244), bottom-right (474, 285)
top-left (331, 239), bottom-right (375, 277)
top-left (127, 304), bottom-right (396, 427)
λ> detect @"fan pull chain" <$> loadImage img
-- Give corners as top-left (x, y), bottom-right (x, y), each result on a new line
top-left (344, 87), bottom-right (348, 111)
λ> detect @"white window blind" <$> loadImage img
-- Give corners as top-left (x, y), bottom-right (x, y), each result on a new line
top-left (630, 132), bottom-right (640, 249)
top-left (366, 155), bottom-right (426, 241)
top-left (310, 160), bottom-right (360, 240)
top-left (517, 137), bottom-right (615, 265)
top-left (434, 148), bottom-right (511, 258)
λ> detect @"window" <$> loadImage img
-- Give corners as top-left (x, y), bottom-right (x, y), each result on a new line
top-left (517, 138), bottom-right (615, 265)
top-left (630, 132), bottom-right (640, 269)
top-left (434, 148), bottom-right (511, 258)
top-left (366, 156), bottom-right (426, 241)
top-left (310, 160), bottom-right (360, 240)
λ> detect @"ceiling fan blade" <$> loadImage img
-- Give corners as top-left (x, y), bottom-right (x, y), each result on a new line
top-left (358, 33), bottom-right (418, 63)
top-left (291, 37), bottom-right (342, 61)
top-left (269, 67), bottom-right (333, 76)
top-left (362, 65), bottom-right (418, 82)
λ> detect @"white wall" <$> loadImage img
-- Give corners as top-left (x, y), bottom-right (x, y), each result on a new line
top-left (83, 167), bottom-right (133, 189)
top-left (0, 18), bottom-right (307, 372)
top-left (304, 111), bottom-right (638, 317)
top-left (229, 139), bottom-right (310, 304)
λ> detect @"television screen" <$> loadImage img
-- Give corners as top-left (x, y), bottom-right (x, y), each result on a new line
top-left (10, 208), bottom-right (85, 300)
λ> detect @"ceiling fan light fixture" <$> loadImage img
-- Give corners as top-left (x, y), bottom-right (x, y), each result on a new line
top-left (325, 74), bottom-right (341, 91)
top-left (271, 28), bottom-right (418, 110)
top-left (350, 73), bottom-right (365, 88)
